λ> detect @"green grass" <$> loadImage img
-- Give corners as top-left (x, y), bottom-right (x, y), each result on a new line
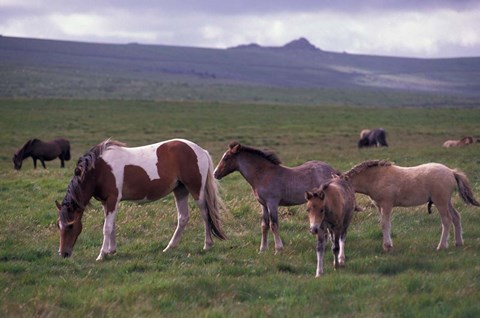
top-left (1, 99), bottom-right (479, 317)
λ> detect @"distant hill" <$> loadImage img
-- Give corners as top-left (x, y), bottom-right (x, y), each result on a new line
top-left (0, 36), bottom-right (479, 106)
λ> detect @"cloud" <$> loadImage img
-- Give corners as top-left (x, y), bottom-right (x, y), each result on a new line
top-left (0, 1), bottom-right (480, 57)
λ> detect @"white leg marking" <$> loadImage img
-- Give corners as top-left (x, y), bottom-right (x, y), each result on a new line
top-left (163, 188), bottom-right (190, 252)
top-left (97, 211), bottom-right (117, 261)
top-left (338, 236), bottom-right (346, 266)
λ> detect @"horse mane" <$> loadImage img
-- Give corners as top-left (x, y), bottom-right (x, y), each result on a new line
top-left (343, 160), bottom-right (392, 180)
top-left (15, 139), bottom-right (38, 157)
top-left (62, 139), bottom-right (125, 213)
top-left (460, 136), bottom-right (474, 144)
top-left (230, 141), bottom-right (282, 165)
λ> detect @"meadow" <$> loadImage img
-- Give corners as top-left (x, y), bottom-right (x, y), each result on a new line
top-left (0, 99), bottom-right (479, 317)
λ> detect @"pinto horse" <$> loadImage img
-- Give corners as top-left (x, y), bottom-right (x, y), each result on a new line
top-left (343, 160), bottom-right (480, 252)
top-left (305, 178), bottom-right (356, 277)
top-left (56, 139), bottom-right (227, 260)
top-left (214, 141), bottom-right (338, 253)
top-left (13, 138), bottom-right (71, 170)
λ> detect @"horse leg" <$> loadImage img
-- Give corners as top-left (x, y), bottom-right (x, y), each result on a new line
top-left (338, 232), bottom-right (346, 267)
top-left (315, 230), bottom-right (327, 277)
top-left (332, 232), bottom-right (341, 269)
top-left (268, 202), bottom-right (284, 254)
top-left (97, 204), bottom-right (118, 261)
top-left (40, 159), bottom-right (46, 169)
top-left (436, 203), bottom-right (452, 250)
top-left (60, 158), bottom-right (65, 168)
top-left (448, 201), bottom-right (463, 247)
top-left (163, 185), bottom-right (190, 252)
top-left (32, 158), bottom-right (37, 169)
top-left (196, 199), bottom-right (214, 251)
top-left (379, 204), bottom-right (394, 252)
top-left (259, 205), bottom-right (270, 252)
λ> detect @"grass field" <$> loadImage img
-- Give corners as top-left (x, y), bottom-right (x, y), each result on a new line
top-left (1, 99), bottom-right (479, 317)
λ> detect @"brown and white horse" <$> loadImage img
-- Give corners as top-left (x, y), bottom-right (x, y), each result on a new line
top-left (305, 177), bottom-right (356, 277)
top-left (13, 138), bottom-right (71, 170)
top-left (214, 141), bottom-right (338, 253)
top-left (56, 139), bottom-right (227, 260)
top-left (343, 160), bottom-right (479, 252)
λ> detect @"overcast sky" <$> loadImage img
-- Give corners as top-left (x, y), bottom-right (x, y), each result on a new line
top-left (1, 0), bottom-right (480, 58)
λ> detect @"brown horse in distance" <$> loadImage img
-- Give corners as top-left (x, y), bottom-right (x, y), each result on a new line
top-left (442, 136), bottom-right (475, 148)
top-left (13, 138), bottom-right (71, 170)
top-left (343, 160), bottom-right (479, 252)
top-left (214, 141), bottom-right (339, 253)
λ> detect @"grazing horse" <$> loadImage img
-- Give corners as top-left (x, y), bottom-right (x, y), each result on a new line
top-left (55, 139), bottom-right (226, 260)
top-left (343, 160), bottom-right (480, 252)
top-left (13, 138), bottom-right (71, 170)
top-left (442, 136), bottom-right (474, 148)
top-left (214, 141), bottom-right (338, 253)
top-left (305, 177), bottom-right (356, 277)
top-left (358, 128), bottom-right (388, 148)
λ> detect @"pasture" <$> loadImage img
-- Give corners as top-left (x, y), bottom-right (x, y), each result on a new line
top-left (1, 99), bottom-right (479, 317)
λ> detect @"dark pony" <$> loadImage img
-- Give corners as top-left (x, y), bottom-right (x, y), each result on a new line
top-left (214, 141), bottom-right (338, 253)
top-left (358, 128), bottom-right (388, 148)
top-left (13, 138), bottom-right (71, 170)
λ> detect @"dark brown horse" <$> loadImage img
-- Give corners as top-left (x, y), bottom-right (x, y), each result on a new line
top-left (56, 138), bottom-right (226, 260)
top-left (305, 177), bottom-right (356, 277)
top-left (214, 141), bottom-right (338, 253)
top-left (358, 128), bottom-right (388, 148)
top-left (13, 138), bottom-right (71, 170)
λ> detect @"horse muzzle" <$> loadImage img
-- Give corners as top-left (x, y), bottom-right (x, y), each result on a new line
top-left (309, 224), bottom-right (320, 235)
top-left (213, 169), bottom-right (223, 180)
top-left (59, 249), bottom-right (72, 258)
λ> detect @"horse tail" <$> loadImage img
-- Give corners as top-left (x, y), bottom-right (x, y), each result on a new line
top-left (203, 154), bottom-right (227, 240)
top-left (65, 147), bottom-right (71, 161)
top-left (427, 200), bottom-right (433, 214)
top-left (453, 170), bottom-right (480, 206)
top-left (62, 139), bottom-right (71, 161)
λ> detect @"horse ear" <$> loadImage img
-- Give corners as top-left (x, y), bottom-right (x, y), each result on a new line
top-left (318, 191), bottom-right (325, 200)
top-left (305, 191), bottom-right (313, 200)
top-left (55, 200), bottom-right (62, 211)
top-left (231, 143), bottom-right (240, 154)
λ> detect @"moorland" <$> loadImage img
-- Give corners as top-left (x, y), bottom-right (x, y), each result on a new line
top-left (1, 100), bottom-right (479, 317)
top-left (0, 36), bottom-right (479, 317)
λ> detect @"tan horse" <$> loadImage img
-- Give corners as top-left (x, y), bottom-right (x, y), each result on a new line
top-left (343, 160), bottom-right (479, 252)
top-left (442, 136), bottom-right (474, 148)
top-left (305, 178), bottom-right (356, 277)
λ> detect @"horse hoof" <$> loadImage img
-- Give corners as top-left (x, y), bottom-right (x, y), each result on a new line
top-left (258, 245), bottom-right (268, 253)
top-left (383, 244), bottom-right (394, 252)
top-left (203, 244), bottom-right (213, 250)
